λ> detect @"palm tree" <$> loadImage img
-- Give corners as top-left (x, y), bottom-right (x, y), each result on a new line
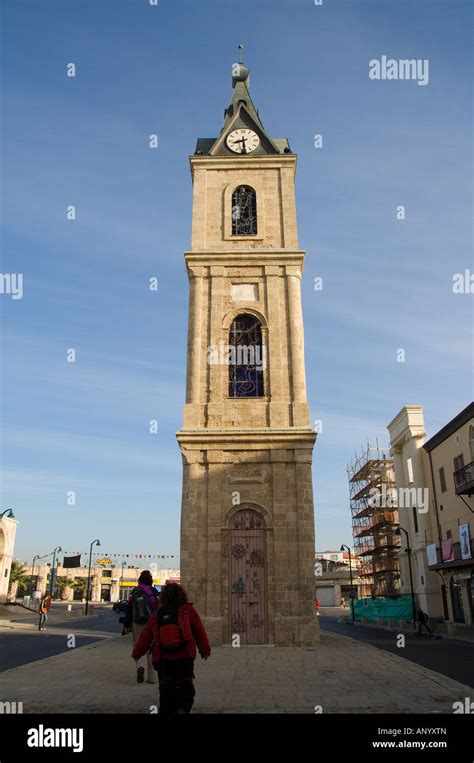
top-left (8, 560), bottom-right (28, 600)
top-left (70, 579), bottom-right (86, 600)
top-left (54, 576), bottom-right (74, 599)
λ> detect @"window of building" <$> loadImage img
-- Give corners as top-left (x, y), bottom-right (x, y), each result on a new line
top-left (406, 457), bottom-right (414, 484)
top-left (232, 186), bottom-right (257, 235)
top-left (228, 314), bottom-right (264, 398)
top-left (454, 454), bottom-right (465, 472)
top-left (412, 506), bottom-right (419, 534)
top-left (439, 466), bottom-right (447, 493)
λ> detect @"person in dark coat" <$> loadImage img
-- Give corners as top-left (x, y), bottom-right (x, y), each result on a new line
top-left (132, 582), bottom-right (210, 715)
top-left (416, 606), bottom-right (434, 636)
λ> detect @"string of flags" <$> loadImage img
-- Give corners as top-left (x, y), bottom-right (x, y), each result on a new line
top-left (62, 551), bottom-right (178, 560)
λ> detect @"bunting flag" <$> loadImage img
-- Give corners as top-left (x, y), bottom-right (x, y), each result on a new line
top-left (62, 551), bottom-right (179, 560)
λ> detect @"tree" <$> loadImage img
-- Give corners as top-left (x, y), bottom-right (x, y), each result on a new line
top-left (54, 576), bottom-right (74, 599)
top-left (8, 560), bottom-right (28, 599)
top-left (70, 579), bottom-right (86, 600)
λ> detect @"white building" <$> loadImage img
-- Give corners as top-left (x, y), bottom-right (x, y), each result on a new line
top-left (0, 513), bottom-right (19, 603)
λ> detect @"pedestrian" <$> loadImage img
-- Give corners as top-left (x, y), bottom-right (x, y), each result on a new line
top-left (132, 582), bottom-right (211, 716)
top-left (341, 597), bottom-right (346, 609)
top-left (314, 597), bottom-right (320, 616)
top-left (416, 606), bottom-right (434, 637)
top-left (122, 570), bottom-right (159, 684)
top-left (38, 591), bottom-right (51, 631)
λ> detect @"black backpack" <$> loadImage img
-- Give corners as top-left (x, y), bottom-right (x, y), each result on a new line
top-left (131, 587), bottom-right (157, 625)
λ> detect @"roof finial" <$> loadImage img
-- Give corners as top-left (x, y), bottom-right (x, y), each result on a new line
top-left (238, 43), bottom-right (243, 64)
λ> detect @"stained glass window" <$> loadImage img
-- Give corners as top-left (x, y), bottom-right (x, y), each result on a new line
top-left (231, 186), bottom-right (257, 235)
top-left (228, 314), bottom-right (264, 398)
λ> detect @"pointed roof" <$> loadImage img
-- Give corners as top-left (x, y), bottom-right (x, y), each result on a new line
top-left (194, 53), bottom-right (292, 157)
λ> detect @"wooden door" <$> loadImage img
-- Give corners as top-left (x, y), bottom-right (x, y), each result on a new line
top-left (229, 510), bottom-right (267, 644)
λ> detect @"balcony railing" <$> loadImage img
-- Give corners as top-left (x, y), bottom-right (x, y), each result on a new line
top-left (454, 461), bottom-right (474, 496)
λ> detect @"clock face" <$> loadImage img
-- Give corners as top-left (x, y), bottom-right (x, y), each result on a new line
top-left (226, 129), bottom-right (260, 154)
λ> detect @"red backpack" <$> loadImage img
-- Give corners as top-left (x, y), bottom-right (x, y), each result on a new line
top-left (157, 606), bottom-right (189, 651)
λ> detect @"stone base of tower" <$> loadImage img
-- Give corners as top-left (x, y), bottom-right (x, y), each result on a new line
top-left (274, 616), bottom-right (320, 646)
top-left (177, 428), bottom-right (319, 648)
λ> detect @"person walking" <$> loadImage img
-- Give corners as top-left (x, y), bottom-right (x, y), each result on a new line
top-left (38, 591), bottom-right (51, 631)
top-left (416, 606), bottom-right (434, 637)
top-left (132, 582), bottom-right (210, 715)
top-left (122, 570), bottom-right (159, 684)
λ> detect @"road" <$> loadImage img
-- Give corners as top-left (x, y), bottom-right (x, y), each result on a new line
top-left (0, 605), bottom-right (122, 672)
top-left (319, 609), bottom-right (474, 688)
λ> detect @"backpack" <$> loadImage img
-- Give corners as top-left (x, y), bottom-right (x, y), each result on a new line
top-left (157, 605), bottom-right (187, 652)
top-left (131, 587), bottom-right (157, 625)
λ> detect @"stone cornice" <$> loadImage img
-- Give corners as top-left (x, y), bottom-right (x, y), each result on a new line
top-left (184, 250), bottom-right (306, 270)
top-left (387, 405), bottom-right (426, 449)
top-left (176, 428), bottom-right (317, 448)
top-left (189, 154), bottom-right (297, 179)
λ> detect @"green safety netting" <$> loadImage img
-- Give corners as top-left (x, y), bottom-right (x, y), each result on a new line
top-left (353, 594), bottom-right (413, 622)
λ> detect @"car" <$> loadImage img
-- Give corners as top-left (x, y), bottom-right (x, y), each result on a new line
top-left (112, 600), bottom-right (128, 614)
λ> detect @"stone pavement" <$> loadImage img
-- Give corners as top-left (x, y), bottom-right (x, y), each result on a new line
top-left (0, 629), bottom-right (471, 714)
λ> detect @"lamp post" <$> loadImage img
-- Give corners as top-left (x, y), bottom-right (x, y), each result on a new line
top-left (85, 539), bottom-right (101, 615)
top-left (340, 544), bottom-right (355, 623)
top-left (120, 560), bottom-right (126, 601)
top-left (396, 526), bottom-right (416, 629)
top-left (1, 509), bottom-right (15, 518)
top-left (50, 546), bottom-right (62, 599)
top-left (30, 554), bottom-right (41, 596)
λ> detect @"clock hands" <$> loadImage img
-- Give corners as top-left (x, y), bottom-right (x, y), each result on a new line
top-left (233, 135), bottom-right (248, 154)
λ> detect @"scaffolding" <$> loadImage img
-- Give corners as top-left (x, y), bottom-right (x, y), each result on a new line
top-left (347, 444), bottom-right (401, 599)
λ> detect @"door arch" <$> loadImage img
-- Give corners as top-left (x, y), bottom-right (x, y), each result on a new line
top-left (229, 509), bottom-right (267, 644)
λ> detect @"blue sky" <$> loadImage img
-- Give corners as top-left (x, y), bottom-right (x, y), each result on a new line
top-left (1, 0), bottom-right (472, 565)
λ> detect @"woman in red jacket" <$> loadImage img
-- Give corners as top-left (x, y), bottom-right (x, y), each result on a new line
top-left (132, 582), bottom-right (210, 715)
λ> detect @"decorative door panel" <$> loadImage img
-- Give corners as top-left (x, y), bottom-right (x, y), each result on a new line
top-left (230, 510), bottom-right (267, 644)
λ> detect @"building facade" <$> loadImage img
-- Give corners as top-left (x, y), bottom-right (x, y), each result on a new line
top-left (177, 58), bottom-right (319, 646)
top-left (19, 565), bottom-right (180, 602)
top-left (388, 403), bottom-right (474, 628)
top-left (0, 514), bottom-right (19, 603)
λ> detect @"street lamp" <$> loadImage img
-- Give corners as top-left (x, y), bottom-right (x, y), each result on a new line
top-left (85, 539), bottom-right (101, 615)
top-left (30, 554), bottom-right (41, 596)
top-left (50, 546), bottom-right (62, 599)
top-left (120, 559), bottom-right (127, 601)
top-left (395, 526), bottom-right (416, 629)
top-left (340, 544), bottom-right (355, 623)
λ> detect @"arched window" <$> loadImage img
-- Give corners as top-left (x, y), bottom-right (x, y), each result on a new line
top-left (232, 186), bottom-right (257, 235)
top-left (228, 314), bottom-right (264, 398)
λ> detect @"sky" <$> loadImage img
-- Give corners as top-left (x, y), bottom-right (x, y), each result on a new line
top-left (1, 0), bottom-right (472, 566)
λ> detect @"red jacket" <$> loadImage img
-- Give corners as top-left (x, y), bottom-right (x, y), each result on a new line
top-left (132, 603), bottom-right (211, 663)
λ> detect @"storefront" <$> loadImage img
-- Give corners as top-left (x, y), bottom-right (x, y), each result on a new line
top-left (450, 570), bottom-right (474, 626)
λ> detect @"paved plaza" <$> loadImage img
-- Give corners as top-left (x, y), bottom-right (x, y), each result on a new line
top-left (1, 628), bottom-right (471, 714)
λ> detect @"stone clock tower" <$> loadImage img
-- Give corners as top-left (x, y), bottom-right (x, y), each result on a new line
top-left (177, 55), bottom-right (319, 646)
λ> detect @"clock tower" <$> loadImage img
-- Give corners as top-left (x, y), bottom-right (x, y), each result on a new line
top-left (177, 54), bottom-right (319, 646)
